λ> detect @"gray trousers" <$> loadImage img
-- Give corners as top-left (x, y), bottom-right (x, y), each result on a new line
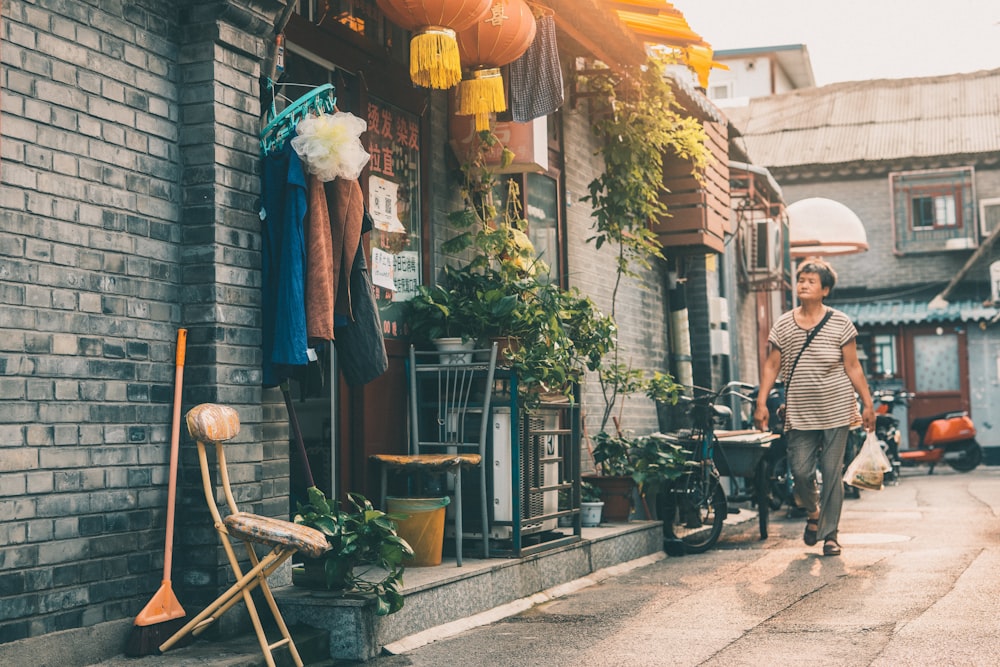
top-left (788, 426), bottom-right (850, 542)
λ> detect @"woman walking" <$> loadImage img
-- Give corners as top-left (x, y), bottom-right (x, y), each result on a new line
top-left (754, 258), bottom-right (875, 556)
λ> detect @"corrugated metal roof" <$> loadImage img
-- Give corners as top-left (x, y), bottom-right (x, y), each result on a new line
top-left (834, 300), bottom-right (1000, 326)
top-left (733, 69), bottom-right (1000, 168)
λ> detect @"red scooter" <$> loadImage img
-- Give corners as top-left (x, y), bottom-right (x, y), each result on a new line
top-left (876, 389), bottom-right (982, 473)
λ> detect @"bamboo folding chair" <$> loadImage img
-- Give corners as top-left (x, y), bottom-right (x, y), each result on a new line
top-left (158, 404), bottom-right (330, 667)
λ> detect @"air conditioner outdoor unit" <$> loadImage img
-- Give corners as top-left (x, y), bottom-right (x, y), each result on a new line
top-left (743, 218), bottom-right (782, 276)
top-left (479, 407), bottom-right (559, 540)
top-left (980, 198), bottom-right (1000, 238)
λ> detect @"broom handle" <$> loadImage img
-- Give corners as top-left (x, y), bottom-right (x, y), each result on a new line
top-left (163, 329), bottom-right (187, 580)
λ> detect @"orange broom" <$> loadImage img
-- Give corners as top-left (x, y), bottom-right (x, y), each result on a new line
top-left (125, 328), bottom-right (188, 656)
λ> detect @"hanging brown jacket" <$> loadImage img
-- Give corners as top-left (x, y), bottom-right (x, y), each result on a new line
top-left (305, 176), bottom-right (364, 339)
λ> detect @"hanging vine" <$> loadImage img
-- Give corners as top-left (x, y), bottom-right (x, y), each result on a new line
top-left (580, 55), bottom-right (711, 433)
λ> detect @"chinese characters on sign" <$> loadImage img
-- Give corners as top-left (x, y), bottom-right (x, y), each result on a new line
top-left (366, 98), bottom-right (421, 338)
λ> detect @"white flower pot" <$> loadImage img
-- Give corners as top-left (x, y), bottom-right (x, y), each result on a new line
top-left (433, 337), bottom-right (474, 364)
top-left (581, 501), bottom-right (604, 527)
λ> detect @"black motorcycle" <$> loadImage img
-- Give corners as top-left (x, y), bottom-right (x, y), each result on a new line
top-left (746, 383), bottom-right (794, 511)
top-left (751, 382), bottom-right (865, 509)
top-left (872, 389), bottom-right (906, 484)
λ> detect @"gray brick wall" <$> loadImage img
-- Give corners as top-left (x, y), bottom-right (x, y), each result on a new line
top-left (779, 163), bottom-right (1000, 297)
top-left (0, 0), bottom-right (185, 644)
top-left (0, 0), bottom-right (288, 650)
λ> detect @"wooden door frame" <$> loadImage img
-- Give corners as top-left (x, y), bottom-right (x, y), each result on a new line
top-left (901, 323), bottom-right (971, 430)
top-left (285, 14), bottom-right (430, 502)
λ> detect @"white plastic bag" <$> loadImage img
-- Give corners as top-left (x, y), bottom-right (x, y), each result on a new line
top-left (844, 431), bottom-right (892, 491)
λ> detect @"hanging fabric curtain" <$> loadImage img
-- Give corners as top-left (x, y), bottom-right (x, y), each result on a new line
top-left (507, 4), bottom-right (562, 122)
top-left (376, 0), bottom-right (494, 89)
top-left (455, 0), bottom-right (536, 131)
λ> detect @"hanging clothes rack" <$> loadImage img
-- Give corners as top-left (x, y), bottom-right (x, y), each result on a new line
top-left (259, 81), bottom-right (338, 157)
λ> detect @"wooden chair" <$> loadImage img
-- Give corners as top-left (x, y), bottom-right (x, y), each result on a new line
top-left (371, 343), bottom-right (498, 566)
top-left (159, 404), bottom-right (329, 667)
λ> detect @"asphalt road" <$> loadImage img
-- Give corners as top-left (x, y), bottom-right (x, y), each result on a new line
top-left (367, 467), bottom-right (1000, 666)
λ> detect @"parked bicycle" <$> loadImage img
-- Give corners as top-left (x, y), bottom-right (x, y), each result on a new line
top-left (657, 381), bottom-right (765, 554)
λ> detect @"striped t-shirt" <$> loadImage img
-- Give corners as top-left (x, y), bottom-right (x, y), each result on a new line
top-left (768, 307), bottom-right (860, 431)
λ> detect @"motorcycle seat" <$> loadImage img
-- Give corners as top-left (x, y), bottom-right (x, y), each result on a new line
top-left (911, 411), bottom-right (968, 432)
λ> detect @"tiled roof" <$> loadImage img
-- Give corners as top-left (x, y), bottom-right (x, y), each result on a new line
top-left (833, 299), bottom-right (1000, 326)
top-left (731, 69), bottom-right (1000, 168)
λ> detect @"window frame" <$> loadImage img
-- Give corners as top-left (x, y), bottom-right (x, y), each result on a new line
top-left (889, 167), bottom-right (976, 255)
top-left (909, 186), bottom-right (960, 231)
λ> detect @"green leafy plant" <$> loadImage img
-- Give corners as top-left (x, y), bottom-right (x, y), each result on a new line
top-left (418, 130), bottom-right (616, 400)
top-left (631, 434), bottom-right (694, 495)
top-left (581, 481), bottom-right (602, 503)
top-left (591, 430), bottom-right (636, 477)
top-left (645, 371), bottom-right (683, 406)
top-left (582, 55), bottom-right (709, 287)
top-left (294, 488), bottom-right (414, 615)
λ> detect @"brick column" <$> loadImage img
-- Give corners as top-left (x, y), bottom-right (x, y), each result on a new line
top-left (170, 0), bottom-right (291, 627)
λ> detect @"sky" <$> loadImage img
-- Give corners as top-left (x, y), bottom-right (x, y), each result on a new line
top-left (674, 0), bottom-right (1000, 86)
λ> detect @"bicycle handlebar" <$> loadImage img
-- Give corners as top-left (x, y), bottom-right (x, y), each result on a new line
top-left (682, 380), bottom-right (758, 404)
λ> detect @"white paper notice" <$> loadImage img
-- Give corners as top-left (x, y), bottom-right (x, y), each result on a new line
top-left (369, 175), bottom-right (406, 233)
top-left (392, 251), bottom-right (420, 302)
top-left (371, 248), bottom-right (396, 292)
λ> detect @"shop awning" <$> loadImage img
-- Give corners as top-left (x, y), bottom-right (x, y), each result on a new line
top-left (609, 1), bottom-right (727, 87)
top-left (834, 299), bottom-right (1000, 326)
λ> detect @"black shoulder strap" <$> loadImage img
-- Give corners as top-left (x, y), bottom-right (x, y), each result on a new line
top-left (786, 309), bottom-right (833, 389)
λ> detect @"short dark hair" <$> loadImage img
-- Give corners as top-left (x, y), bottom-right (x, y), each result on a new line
top-left (796, 258), bottom-right (837, 292)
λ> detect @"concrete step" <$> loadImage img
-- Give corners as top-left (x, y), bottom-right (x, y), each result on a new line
top-left (84, 522), bottom-right (663, 666)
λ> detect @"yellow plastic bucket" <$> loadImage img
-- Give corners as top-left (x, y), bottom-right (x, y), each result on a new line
top-left (387, 496), bottom-right (450, 567)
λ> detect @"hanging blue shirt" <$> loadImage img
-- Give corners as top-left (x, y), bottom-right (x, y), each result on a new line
top-left (261, 143), bottom-right (309, 387)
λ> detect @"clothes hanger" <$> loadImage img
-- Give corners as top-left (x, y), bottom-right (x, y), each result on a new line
top-left (260, 81), bottom-right (337, 157)
top-left (526, 1), bottom-right (554, 19)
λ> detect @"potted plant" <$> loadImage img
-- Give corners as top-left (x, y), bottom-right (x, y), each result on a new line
top-left (646, 371), bottom-right (685, 433)
top-left (406, 275), bottom-right (477, 345)
top-left (293, 488), bottom-right (414, 616)
top-left (631, 433), bottom-right (694, 519)
top-left (584, 430), bottom-right (638, 522)
top-left (580, 481), bottom-right (604, 527)
top-left (584, 362), bottom-right (686, 522)
top-left (433, 132), bottom-right (617, 397)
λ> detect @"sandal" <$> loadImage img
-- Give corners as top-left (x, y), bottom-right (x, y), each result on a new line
top-left (823, 539), bottom-right (842, 557)
top-left (803, 518), bottom-right (819, 546)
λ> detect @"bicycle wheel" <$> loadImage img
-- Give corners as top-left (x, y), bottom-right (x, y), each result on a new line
top-left (661, 469), bottom-right (727, 554)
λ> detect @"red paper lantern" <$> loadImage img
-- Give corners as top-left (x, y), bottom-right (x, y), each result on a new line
top-left (455, 0), bottom-right (537, 130)
top-left (376, 0), bottom-right (494, 89)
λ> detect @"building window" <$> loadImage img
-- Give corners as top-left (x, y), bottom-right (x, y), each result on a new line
top-left (295, 0), bottom-right (409, 65)
top-left (709, 83), bottom-right (732, 100)
top-left (872, 334), bottom-right (898, 378)
top-left (911, 193), bottom-right (956, 229)
top-left (494, 172), bottom-right (564, 285)
top-left (891, 167), bottom-right (976, 254)
top-left (857, 332), bottom-right (899, 380)
top-left (524, 172), bottom-right (561, 283)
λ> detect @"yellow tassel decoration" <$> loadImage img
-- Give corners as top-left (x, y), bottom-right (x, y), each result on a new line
top-left (457, 68), bottom-right (506, 132)
top-left (410, 27), bottom-right (461, 90)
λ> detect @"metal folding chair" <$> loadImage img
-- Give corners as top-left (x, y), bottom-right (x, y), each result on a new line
top-left (159, 404), bottom-right (329, 667)
top-left (371, 343), bottom-right (498, 566)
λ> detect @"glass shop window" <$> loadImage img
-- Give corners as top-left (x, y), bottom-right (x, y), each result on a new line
top-left (493, 172), bottom-right (563, 285)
